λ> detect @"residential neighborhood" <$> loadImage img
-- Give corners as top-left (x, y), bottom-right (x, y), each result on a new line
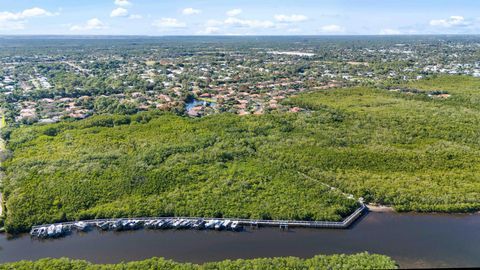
top-left (1, 36), bottom-right (480, 125)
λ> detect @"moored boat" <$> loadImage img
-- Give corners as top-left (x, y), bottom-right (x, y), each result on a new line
top-left (97, 221), bottom-right (110, 231)
top-left (205, 219), bottom-right (216, 229)
top-left (222, 220), bottom-right (232, 230)
top-left (214, 220), bottom-right (223, 230)
top-left (74, 221), bottom-right (89, 231)
top-left (231, 221), bottom-right (242, 231)
top-left (193, 219), bottom-right (205, 230)
top-left (46, 225), bottom-right (56, 237)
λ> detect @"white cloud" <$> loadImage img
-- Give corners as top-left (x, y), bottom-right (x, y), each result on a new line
top-left (0, 7), bottom-right (57, 31)
top-left (152, 18), bottom-right (186, 29)
top-left (226, 9), bottom-right (242, 17)
top-left (379, 28), bottom-right (401, 35)
top-left (430, 16), bottom-right (471, 27)
top-left (182, 8), bottom-right (201, 15)
top-left (70, 18), bottom-right (106, 31)
top-left (129, 14), bottom-right (142, 20)
top-left (23, 7), bottom-right (56, 18)
top-left (274, 14), bottom-right (308, 23)
top-left (319, 24), bottom-right (345, 33)
top-left (114, 0), bottom-right (131, 7)
top-left (111, 7), bottom-right (128, 18)
top-left (225, 17), bottom-right (275, 28)
top-left (0, 7), bottom-right (56, 21)
top-left (197, 27), bottom-right (220, 35)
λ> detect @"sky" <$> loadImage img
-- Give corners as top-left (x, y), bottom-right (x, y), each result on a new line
top-left (0, 0), bottom-right (479, 35)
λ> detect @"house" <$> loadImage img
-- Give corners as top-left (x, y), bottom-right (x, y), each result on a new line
top-left (290, 107), bottom-right (301, 113)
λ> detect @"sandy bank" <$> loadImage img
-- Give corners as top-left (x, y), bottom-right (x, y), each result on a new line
top-left (367, 204), bottom-right (395, 213)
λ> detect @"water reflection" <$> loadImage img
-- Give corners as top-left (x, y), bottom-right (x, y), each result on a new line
top-left (0, 212), bottom-right (479, 269)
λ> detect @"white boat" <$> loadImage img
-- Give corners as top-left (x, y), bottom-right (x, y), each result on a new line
top-left (127, 220), bottom-right (140, 230)
top-left (98, 221), bottom-right (110, 230)
top-left (54, 225), bottom-right (63, 235)
top-left (176, 219), bottom-right (185, 228)
top-left (222, 220), bottom-right (232, 229)
top-left (74, 221), bottom-right (89, 231)
top-left (47, 225), bottom-right (56, 237)
top-left (231, 221), bottom-right (240, 231)
top-left (204, 219), bottom-right (216, 229)
top-left (144, 220), bottom-right (155, 228)
top-left (30, 228), bottom-right (38, 236)
top-left (214, 220), bottom-right (223, 230)
top-left (158, 219), bottom-right (166, 228)
top-left (149, 220), bottom-right (159, 228)
top-left (38, 227), bottom-right (47, 237)
top-left (183, 219), bottom-right (193, 228)
top-left (33, 227), bottom-right (47, 238)
top-left (172, 219), bottom-right (182, 228)
top-left (193, 219), bottom-right (205, 229)
top-left (180, 219), bottom-right (191, 228)
top-left (112, 220), bottom-right (124, 231)
top-left (163, 219), bottom-right (173, 228)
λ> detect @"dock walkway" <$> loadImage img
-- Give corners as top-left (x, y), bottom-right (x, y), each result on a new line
top-left (30, 204), bottom-right (366, 236)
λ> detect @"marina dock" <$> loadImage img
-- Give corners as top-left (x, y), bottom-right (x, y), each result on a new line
top-left (30, 204), bottom-right (366, 239)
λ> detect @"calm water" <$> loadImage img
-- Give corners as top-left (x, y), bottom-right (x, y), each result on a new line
top-left (0, 212), bottom-right (479, 269)
top-left (185, 98), bottom-right (216, 111)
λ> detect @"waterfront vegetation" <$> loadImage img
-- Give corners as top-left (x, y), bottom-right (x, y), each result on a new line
top-left (0, 253), bottom-right (398, 269)
top-left (285, 75), bottom-right (480, 212)
top-left (3, 112), bottom-right (360, 232)
top-left (2, 76), bottom-right (480, 233)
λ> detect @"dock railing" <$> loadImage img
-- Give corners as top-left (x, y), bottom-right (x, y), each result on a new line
top-left (31, 203), bottom-right (366, 234)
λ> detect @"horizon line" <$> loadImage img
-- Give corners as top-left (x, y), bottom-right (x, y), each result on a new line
top-left (1, 34), bottom-right (479, 38)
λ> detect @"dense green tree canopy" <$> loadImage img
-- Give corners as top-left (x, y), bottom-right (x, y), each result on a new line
top-left (0, 253), bottom-right (397, 270)
top-left (3, 76), bottom-right (480, 233)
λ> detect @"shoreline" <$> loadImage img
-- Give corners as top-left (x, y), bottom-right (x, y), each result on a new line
top-left (16, 202), bottom-right (480, 236)
top-left (1, 212), bottom-right (479, 269)
top-left (367, 204), bottom-right (395, 213)
top-left (29, 204), bottom-right (366, 239)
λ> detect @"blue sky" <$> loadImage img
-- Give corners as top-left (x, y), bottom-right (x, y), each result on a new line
top-left (0, 0), bottom-right (479, 35)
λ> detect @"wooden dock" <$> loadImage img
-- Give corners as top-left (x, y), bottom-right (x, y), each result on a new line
top-left (235, 204), bottom-right (366, 229)
top-left (30, 204), bottom-right (366, 236)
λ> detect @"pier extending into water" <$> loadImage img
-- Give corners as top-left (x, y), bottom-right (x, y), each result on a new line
top-left (30, 204), bottom-right (366, 239)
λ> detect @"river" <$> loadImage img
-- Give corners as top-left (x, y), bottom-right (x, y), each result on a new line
top-left (0, 212), bottom-right (479, 268)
